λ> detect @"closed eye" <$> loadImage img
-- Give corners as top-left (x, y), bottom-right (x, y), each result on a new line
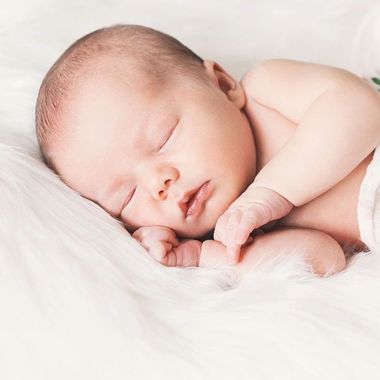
top-left (121, 187), bottom-right (136, 213)
top-left (157, 122), bottom-right (177, 153)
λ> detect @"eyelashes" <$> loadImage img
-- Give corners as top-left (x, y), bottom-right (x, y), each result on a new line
top-left (122, 187), bottom-right (136, 212)
top-left (123, 120), bottom-right (178, 212)
top-left (157, 123), bottom-right (177, 153)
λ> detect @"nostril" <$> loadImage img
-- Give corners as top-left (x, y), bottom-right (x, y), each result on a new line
top-left (159, 189), bottom-right (166, 199)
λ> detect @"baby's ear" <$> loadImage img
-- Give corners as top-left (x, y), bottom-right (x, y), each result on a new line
top-left (202, 59), bottom-right (246, 109)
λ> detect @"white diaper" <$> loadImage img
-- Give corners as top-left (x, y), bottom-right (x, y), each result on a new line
top-left (357, 145), bottom-right (380, 251)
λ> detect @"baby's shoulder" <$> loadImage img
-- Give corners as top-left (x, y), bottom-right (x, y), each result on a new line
top-left (240, 59), bottom-right (363, 124)
top-left (240, 58), bottom-right (359, 90)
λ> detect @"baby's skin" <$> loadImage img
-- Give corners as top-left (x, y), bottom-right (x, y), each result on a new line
top-left (132, 59), bottom-right (380, 274)
top-left (46, 56), bottom-right (380, 276)
top-left (133, 224), bottom-right (346, 277)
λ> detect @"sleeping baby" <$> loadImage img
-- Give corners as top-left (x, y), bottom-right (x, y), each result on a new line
top-left (35, 24), bottom-right (380, 276)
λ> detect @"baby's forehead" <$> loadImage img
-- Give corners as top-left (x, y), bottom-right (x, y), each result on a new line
top-left (65, 82), bottom-right (175, 149)
top-left (82, 55), bottom-right (164, 90)
top-left (63, 59), bottom-right (207, 151)
top-left (75, 69), bottom-right (151, 99)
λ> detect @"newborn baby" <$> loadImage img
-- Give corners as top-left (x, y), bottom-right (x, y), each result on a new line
top-left (35, 24), bottom-right (380, 276)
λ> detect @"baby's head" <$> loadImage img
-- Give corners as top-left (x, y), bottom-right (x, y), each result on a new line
top-left (35, 24), bottom-right (256, 239)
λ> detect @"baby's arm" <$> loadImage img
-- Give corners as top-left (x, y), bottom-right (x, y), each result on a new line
top-left (241, 59), bottom-right (380, 206)
top-left (202, 227), bottom-right (346, 277)
top-left (214, 60), bottom-right (380, 261)
top-left (133, 225), bottom-right (346, 276)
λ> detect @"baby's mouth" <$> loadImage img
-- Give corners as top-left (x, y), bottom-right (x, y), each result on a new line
top-left (180, 181), bottom-right (211, 218)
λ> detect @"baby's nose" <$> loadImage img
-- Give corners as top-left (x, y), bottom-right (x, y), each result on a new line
top-left (145, 166), bottom-right (179, 201)
top-left (155, 179), bottom-right (172, 201)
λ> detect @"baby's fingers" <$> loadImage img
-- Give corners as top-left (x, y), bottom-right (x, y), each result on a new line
top-left (219, 207), bottom-right (263, 244)
top-left (173, 240), bottom-right (201, 267)
top-left (227, 245), bottom-right (241, 264)
top-left (214, 209), bottom-right (242, 245)
top-left (133, 227), bottom-right (179, 248)
top-left (234, 211), bottom-right (260, 245)
top-left (226, 235), bottom-right (255, 264)
top-left (149, 242), bottom-right (172, 262)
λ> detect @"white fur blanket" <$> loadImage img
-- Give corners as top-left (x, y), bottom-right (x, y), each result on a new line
top-left (1, 1), bottom-right (380, 379)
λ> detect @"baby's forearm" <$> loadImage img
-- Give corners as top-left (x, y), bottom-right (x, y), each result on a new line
top-left (199, 228), bottom-right (346, 277)
top-left (251, 82), bottom-right (380, 206)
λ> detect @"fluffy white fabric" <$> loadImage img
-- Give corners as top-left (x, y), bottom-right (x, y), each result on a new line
top-left (1, 1), bottom-right (380, 379)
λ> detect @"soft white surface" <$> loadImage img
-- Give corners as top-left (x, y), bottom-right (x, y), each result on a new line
top-left (1, 1), bottom-right (380, 379)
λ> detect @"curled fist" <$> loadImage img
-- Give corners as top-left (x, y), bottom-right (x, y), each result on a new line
top-left (214, 186), bottom-right (294, 264)
top-left (132, 225), bottom-right (202, 267)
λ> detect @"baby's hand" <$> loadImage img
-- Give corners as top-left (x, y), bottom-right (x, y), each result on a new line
top-left (132, 226), bottom-right (201, 267)
top-left (214, 186), bottom-right (294, 264)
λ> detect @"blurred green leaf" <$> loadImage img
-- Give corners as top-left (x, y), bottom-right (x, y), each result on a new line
top-left (371, 77), bottom-right (380, 85)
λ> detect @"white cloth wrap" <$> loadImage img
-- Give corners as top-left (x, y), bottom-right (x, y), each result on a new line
top-left (357, 145), bottom-right (380, 251)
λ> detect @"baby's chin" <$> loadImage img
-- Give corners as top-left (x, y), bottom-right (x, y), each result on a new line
top-left (172, 215), bottom-right (217, 241)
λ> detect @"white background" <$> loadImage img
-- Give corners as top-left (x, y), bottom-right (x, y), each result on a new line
top-left (1, 0), bottom-right (380, 136)
top-left (1, 2), bottom-right (380, 379)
